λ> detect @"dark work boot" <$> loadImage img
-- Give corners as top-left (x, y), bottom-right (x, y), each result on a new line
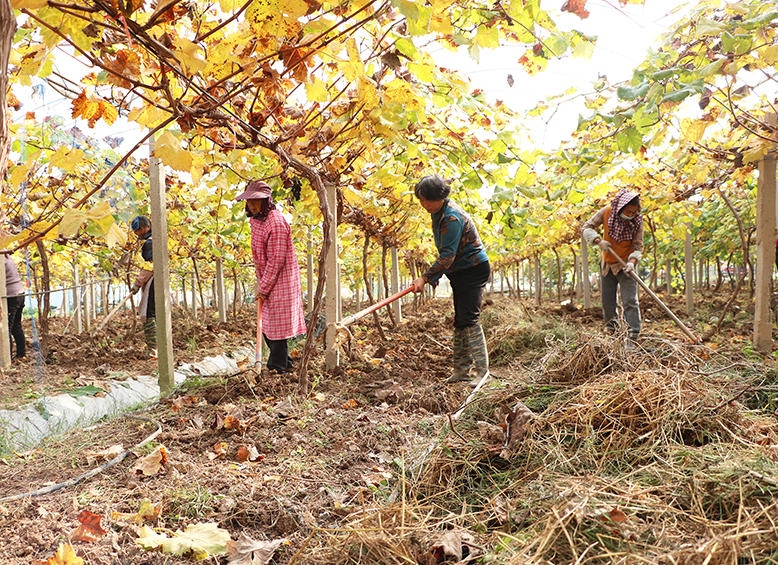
top-left (446, 327), bottom-right (473, 383)
top-left (467, 325), bottom-right (490, 388)
top-left (143, 318), bottom-right (157, 357)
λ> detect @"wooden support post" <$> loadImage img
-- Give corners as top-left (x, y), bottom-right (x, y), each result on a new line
top-left (755, 113), bottom-right (777, 352)
top-left (685, 224), bottom-right (694, 315)
top-left (324, 182), bottom-right (340, 370)
top-left (181, 277), bottom-right (188, 311)
top-left (0, 262), bottom-right (10, 369)
top-left (574, 252), bottom-right (581, 303)
top-left (582, 239), bottom-right (591, 309)
top-left (534, 254), bottom-right (541, 307)
top-left (666, 258), bottom-right (672, 295)
top-left (149, 133), bottom-right (174, 392)
top-left (73, 264), bottom-right (82, 334)
top-left (391, 247), bottom-right (401, 323)
top-left (216, 257), bottom-right (226, 323)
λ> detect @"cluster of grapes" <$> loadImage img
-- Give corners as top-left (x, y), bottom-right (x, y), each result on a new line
top-left (291, 178), bottom-right (303, 201)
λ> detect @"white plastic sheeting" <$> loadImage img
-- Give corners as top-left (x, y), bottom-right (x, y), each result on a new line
top-left (0, 347), bottom-right (254, 450)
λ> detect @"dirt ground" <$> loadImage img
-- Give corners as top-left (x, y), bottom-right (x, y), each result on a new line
top-left (1, 288), bottom-right (777, 564)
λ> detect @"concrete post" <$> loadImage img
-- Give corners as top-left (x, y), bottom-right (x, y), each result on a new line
top-left (216, 257), bottom-right (226, 323)
top-left (582, 239), bottom-right (591, 309)
top-left (73, 264), bottom-right (82, 334)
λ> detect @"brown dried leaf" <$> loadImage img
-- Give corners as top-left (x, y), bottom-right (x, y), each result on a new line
top-left (131, 446), bottom-right (167, 476)
top-left (71, 510), bottom-right (107, 542)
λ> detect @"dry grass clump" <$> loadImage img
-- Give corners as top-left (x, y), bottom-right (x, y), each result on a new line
top-left (540, 369), bottom-right (742, 467)
top-left (480, 300), bottom-right (578, 363)
top-left (296, 505), bottom-right (480, 565)
top-left (394, 334), bottom-right (778, 565)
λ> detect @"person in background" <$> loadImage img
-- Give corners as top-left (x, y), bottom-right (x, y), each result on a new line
top-left (582, 189), bottom-right (644, 344)
top-left (130, 215), bottom-right (156, 358)
top-left (236, 180), bottom-right (306, 373)
top-left (5, 254), bottom-right (26, 360)
top-left (410, 174), bottom-right (491, 387)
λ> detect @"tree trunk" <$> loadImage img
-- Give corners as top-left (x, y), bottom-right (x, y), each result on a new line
top-left (192, 257), bottom-right (206, 324)
top-left (704, 188), bottom-right (750, 341)
top-left (713, 258), bottom-right (723, 293)
top-left (381, 242), bottom-right (396, 327)
top-left (0, 0), bottom-right (14, 185)
top-left (646, 215), bottom-right (659, 289)
top-left (552, 248), bottom-right (562, 303)
top-left (35, 241), bottom-right (50, 358)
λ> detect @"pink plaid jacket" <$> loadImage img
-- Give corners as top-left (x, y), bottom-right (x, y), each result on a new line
top-left (250, 210), bottom-right (306, 340)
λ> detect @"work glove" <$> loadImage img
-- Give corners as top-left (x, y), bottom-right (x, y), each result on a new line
top-left (596, 239), bottom-right (611, 252)
top-left (131, 283), bottom-right (141, 295)
top-left (623, 262), bottom-right (635, 275)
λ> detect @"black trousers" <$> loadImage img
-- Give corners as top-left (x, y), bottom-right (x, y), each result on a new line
top-left (7, 295), bottom-right (25, 359)
top-left (263, 334), bottom-right (295, 373)
top-left (447, 261), bottom-right (491, 329)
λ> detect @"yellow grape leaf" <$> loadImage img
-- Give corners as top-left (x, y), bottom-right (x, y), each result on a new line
top-left (137, 523), bottom-right (230, 558)
top-left (99, 101), bottom-right (118, 126)
top-left (680, 118), bottom-right (711, 144)
top-left (305, 79), bottom-right (328, 103)
top-left (173, 37), bottom-right (206, 74)
top-left (8, 165), bottom-right (29, 189)
top-left (31, 542), bottom-right (84, 565)
top-left (384, 79), bottom-right (424, 110)
top-left (154, 131), bottom-right (193, 172)
top-left (49, 146), bottom-right (85, 172)
top-left (59, 202), bottom-right (114, 237)
top-left (10, 0), bottom-right (48, 9)
top-left (342, 39), bottom-right (364, 81)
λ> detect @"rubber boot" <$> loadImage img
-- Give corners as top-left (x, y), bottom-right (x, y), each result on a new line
top-left (445, 327), bottom-right (473, 383)
top-left (143, 318), bottom-right (158, 358)
top-left (467, 324), bottom-right (490, 388)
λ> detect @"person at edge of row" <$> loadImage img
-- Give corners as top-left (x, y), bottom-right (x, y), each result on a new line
top-left (236, 180), bottom-right (306, 374)
top-left (5, 254), bottom-right (26, 361)
top-left (582, 189), bottom-right (644, 344)
top-left (410, 174), bottom-right (491, 388)
top-left (130, 215), bottom-right (157, 359)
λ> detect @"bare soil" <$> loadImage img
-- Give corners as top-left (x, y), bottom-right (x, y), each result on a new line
top-left (1, 289), bottom-right (777, 564)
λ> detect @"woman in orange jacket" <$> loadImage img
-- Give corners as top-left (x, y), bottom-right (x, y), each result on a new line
top-left (582, 189), bottom-right (643, 342)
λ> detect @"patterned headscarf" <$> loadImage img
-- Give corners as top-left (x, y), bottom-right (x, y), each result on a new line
top-left (607, 189), bottom-right (642, 242)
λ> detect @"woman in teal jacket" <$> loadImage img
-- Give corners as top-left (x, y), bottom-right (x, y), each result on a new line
top-left (410, 174), bottom-right (491, 386)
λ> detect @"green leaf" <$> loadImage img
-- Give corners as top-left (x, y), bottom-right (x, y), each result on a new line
top-left (616, 127), bottom-right (642, 153)
top-left (694, 16), bottom-right (726, 38)
top-left (65, 385), bottom-right (104, 397)
top-left (617, 81), bottom-right (650, 101)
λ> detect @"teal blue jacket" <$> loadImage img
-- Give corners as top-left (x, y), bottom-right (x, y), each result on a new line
top-left (422, 199), bottom-right (489, 285)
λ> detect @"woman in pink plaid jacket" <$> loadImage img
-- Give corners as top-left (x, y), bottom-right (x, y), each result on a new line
top-left (237, 180), bottom-right (306, 373)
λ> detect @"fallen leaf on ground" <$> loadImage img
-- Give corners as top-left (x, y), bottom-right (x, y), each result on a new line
top-left (137, 522), bottom-right (230, 558)
top-left (226, 533), bottom-right (290, 565)
top-left (207, 442), bottom-right (229, 460)
top-left (85, 444), bottom-right (124, 465)
top-left (131, 446), bottom-right (168, 475)
top-left (236, 445), bottom-right (263, 462)
top-left (32, 542), bottom-right (84, 565)
top-left (71, 510), bottom-right (107, 542)
top-left (113, 498), bottom-right (163, 524)
top-left (342, 399), bottom-right (358, 409)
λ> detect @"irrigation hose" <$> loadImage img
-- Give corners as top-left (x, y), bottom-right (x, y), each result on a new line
top-left (0, 413), bottom-right (162, 503)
